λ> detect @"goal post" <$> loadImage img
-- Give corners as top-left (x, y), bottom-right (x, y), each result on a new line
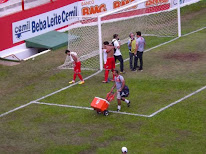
top-left (59, 0), bottom-right (180, 71)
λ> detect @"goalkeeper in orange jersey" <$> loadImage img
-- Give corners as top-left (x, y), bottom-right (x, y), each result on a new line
top-left (65, 50), bottom-right (85, 85)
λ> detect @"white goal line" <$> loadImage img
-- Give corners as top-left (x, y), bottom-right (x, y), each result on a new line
top-left (33, 84), bottom-right (206, 118)
top-left (33, 101), bottom-right (150, 118)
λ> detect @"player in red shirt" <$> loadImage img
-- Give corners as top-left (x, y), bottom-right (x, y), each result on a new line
top-left (102, 41), bottom-right (115, 83)
top-left (65, 50), bottom-right (85, 85)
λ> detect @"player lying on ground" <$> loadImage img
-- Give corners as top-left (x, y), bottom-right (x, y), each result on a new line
top-left (110, 70), bottom-right (130, 112)
top-left (65, 50), bottom-right (85, 85)
top-left (102, 41), bottom-right (115, 83)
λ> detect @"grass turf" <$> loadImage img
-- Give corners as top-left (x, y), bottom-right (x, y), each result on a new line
top-left (0, 1), bottom-right (206, 153)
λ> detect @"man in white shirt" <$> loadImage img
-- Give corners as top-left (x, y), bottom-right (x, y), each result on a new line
top-left (112, 34), bottom-right (125, 73)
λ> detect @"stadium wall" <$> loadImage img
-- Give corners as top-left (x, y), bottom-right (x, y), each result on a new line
top-left (0, 0), bottom-right (199, 54)
top-left (0, 0), bottom-right (81, 52)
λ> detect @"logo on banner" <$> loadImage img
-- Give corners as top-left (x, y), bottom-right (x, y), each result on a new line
top-left (82, 4), bottom-right (107, 15)
top-left (113, 0), bottom-right (136, 9)
top-left (12, 6), bottom-right (78, 43)
top-left (146, 0), bottom-right (169, 7)
top-left (14, 21), bottom-right (31, 39)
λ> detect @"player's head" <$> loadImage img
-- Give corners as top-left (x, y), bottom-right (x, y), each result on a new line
top-left (122, 147), bottom-right (127, 153)
top-left (65, 49), bottom-right (71, 55)
top-left (113, 34), bottom-right (118, 39)
top-left (136, 31), bottom-right (141, 36)
top-left (129, 33), bottom-right (134, 38)
top-left (103, 41), bottom-right (109, 45)
top-left (113, 70), bottom-right (119, 76)
top-left (103, 41), bottom-right (109, 48)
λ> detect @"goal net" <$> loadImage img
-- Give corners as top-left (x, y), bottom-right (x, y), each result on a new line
top-left (59, 0), bottom-right (178, 71)
top-left (58, 17), bottom-right (100, 70)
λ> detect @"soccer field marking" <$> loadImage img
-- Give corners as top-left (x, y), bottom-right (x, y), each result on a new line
top-left (0, 27), bottom-right (205, 118)
top-left (149, 85), bottom-right (206, 117)
top-left (182, 27), bottom-right (206, 37)
top-left (34, 70), bottom-right (102, 102)
top-left (33, 101), bottom-right (150, 117)
top-left (0, 102), bottom-right (33, 118)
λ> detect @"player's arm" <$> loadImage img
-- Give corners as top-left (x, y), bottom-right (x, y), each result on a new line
top-left (71, 54), bottom-right (77, 62)
top-left (128, 40), bottom-right (131, 47)
top-left (115, 41), bottom-right (120, 49)
top-left (135, 41), bottom-right (139, 56)
top-left (106, 45), bottom-right (114, 53)
top-left (118, 79), bottom-right (125, 92)
top-left (111, 83), bottom-right (116, 92)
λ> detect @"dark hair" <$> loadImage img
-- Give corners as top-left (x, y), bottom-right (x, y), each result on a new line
top-left (65, 50), bottom-right (70, 54)
top-left (136, 31), bottom-right (141, 36)
top-left (103, 41), bottom-right (109, 45)
top-left (114, 70), bottom-right (119, 74)
top-left (113, 34), bottom-right (118, 39)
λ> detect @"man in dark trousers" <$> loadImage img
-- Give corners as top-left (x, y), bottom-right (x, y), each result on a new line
top-left (112, 34), bottom-right (125, 73)
top-left (134, 31), bottom-right (146, 71)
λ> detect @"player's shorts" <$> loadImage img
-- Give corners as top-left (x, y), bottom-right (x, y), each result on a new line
top-left (74, 61), bottom-right (81, 73)
top-left (105, 57), bottom-right (115, 70)
top-left (117, 91), bottom-right (121, 99)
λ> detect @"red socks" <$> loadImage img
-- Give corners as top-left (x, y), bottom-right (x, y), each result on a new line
top-left (105, 70), bottom-right (109, 82)
top-left (77, 74), bottom-right (83, 81)
top-left (73, 73), bottom-right (77, 81)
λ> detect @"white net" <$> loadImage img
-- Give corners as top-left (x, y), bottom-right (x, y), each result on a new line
top-left (59, 0), bottom-right (178, 70)
top-left (58, 17), bottom-right (100, 70)
top-left (101, 3), bottom-right (178, 43)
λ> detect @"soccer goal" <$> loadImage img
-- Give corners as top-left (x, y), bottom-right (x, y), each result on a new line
top-left (59, 0), bottom-right (181, 71)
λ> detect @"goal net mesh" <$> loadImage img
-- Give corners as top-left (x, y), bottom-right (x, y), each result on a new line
top-left (59, 1), bottom-right (178, 70)
top-left (58, 17), bottom-right (100, 70)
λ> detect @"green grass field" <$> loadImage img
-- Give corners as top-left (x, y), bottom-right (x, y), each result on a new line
top-left (0, 1), bottom-right (206, 153)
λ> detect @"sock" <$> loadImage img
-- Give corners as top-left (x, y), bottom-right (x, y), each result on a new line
top-left (112, 73), bottom-right (115, 80)
top-left (117, 105), bottom-right (121, 110)
top-left (105, 70), bottom-right (109, 81)
top-left (125, 99), bottom-right (129, 103)
top-left (73, 73), bottom-right (77, 81)
top-left (77, 74), bottom-right (83, 81)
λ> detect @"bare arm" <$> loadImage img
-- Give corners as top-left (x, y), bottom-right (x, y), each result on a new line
top-left (118, 79), bottom-right (125, 92)
top-left (135, 43), bottom-right (138, 55)
top-left (111, 83), bottom-right (116, 92)
top-left (71, 54), bottom-right (77, 62)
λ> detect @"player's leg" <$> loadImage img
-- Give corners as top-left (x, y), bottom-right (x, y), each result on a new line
top-left (103, 58), bottom-right (109, 83)
top-left (76, 61), bottom-right (84, 84)
top-left (112, 57), bottom-right (115, 81)
top-left (134, 54), bottom-right (138, 71)
top-left (138, 52), bottom-right (143, 70)
top-left (121, 97), bottom-right (130, 107)
top-left (117, 91), bottom-right (121, 111)
top-left (117, 55), bottom-right (124, 73)
top-left (129, 52), bottom-right (133, 70)
top-left (103, 69), bottom-right (109, 83)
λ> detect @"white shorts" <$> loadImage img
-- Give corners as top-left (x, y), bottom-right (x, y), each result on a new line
top-left (117, 91), bottom-right (121, 99)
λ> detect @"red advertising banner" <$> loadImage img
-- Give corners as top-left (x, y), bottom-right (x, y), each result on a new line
top-left (0, 0), bottom-right (8, 4)
top-left (0, 0), bottom-right (80, 51)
